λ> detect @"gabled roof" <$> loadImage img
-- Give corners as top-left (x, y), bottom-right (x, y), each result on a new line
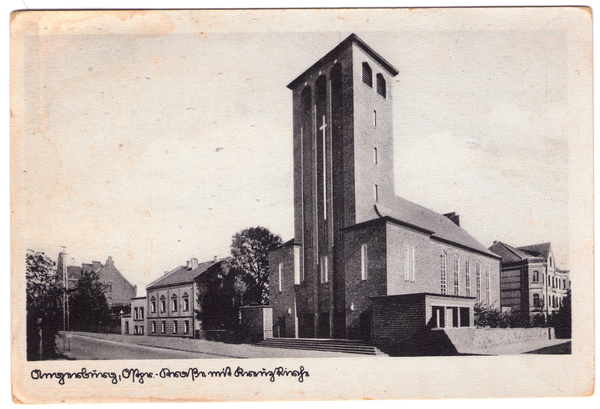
top-left (516, 242), bottom-right (552, 259)
top-left (488, 241), bottom-right (532, 263)
top-left (146, 258), bottom-right (229, 290)
top-left (375, 197), bottom-right (499, 259)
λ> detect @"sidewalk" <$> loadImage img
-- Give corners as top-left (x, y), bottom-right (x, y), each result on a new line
top-left (459, 338), bottom-right (571, 356)
top-left (61, 332), bottom-right (370, 359)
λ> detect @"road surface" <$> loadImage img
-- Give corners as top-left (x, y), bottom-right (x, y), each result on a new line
top-left (57, 333), bottom-right (238, 360)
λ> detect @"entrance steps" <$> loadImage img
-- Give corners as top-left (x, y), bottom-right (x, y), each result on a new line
top-left (255, 337), bottom-right (387, 356)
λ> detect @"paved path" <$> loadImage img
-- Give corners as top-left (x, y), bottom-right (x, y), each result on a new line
top-left (57, 332), bottom-right (367, 360)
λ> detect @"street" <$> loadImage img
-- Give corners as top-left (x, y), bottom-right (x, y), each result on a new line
top-left (57, 333), bottom-right (238, 360)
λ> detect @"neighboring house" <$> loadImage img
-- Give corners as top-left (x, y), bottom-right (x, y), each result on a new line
top-left (145, 257), bottom-right (230, 338)
top-left (488, 241), bottom-right (570, 322)
top-left (269, 34), bottom-right (501, 344)
top-left (57, 252), bottom-right (137, 315)
top-left (121, 297), bottom-right (147, 335)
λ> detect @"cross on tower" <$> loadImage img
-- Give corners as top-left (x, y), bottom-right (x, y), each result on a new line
top-left (319, 115), bottom-right (328, 220)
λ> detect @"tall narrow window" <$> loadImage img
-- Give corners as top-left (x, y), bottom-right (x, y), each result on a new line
top-left (376, 73), bottom-right (386, 98)
top-left (278, 263), bottom-right (283, 292)
top-left (184, 320), bottom-right (189, 334)
top-left (151, 321), bottom-right (156, 333)
top-left (182, 294), bottom-right (189, 312)
top-left (294, 246), bottom-right (301, 285)
top-left (453, 255), bottom-right (460, 295)
top-left (404, 245), bottom-right (415, 282)
top-left (373, 147), bottom-right (378, 164)
top-left (532, 270), bottom-right (539, 282)
top-left (150, 297), bottom-right (156, 313)
top-left (320, 256), bottom-right (329, 283)
top-left (134, 307), bottom-right (138, 321)
top-left (171, 294), bottom-right (178, 312)
top-left (475, 261), bottom-right (481, 302)
top-left (440, 252), bottom-right (447, 295)
top-left (373, 110), bottom-right (377, 128)
top-left (362, 62), bottom-right (372, 87)
top-left (160, 296), bottom-right (166, 313)
top-left (161, 320), bottom-right (166, 334)
top-left (485, 264), bottom-right (490, 304)
top-left (465, 259), bottom-right (471, 297)
top-left (374, 184), bottom-right (378, 202)
top-left (361, 244), bottom-right (368, 280)
top-left (533, 293), bottom-right (540, 308)
top-left (173, 320), bottom-right (178, 334)
top-left (140, 307), bottom-right (144, 320)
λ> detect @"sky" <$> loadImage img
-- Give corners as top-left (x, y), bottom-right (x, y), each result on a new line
top-left (14, 8), bottom-right (589, 294)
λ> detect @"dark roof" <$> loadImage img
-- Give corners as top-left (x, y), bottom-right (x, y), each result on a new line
top-left (516, 242), bottom-right (552, 259)
top-left (146, 258), bottom-right (228, 290)
top-left (375, 198), bottom-right (499, 259)
top-left (488, 241), bottom-right (532, 263)
top-left (287, 33), bottom-right (399, 90)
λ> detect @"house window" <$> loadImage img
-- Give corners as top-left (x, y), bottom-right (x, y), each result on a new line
top-left (320, 256), bottom-right (329, 283)
top-left (294, 246), bottom-right (301, 285)
top-left (171, 294), bottom-right (178, 312)
top-left (107, 282), bottom-right (112, 292)
top-left (360, 244), bottom-right (368, 280)
top-left (563, 279), bottom-right (566, 289)
top-left (362, 62), bottom-right (372, 87)
top-left (373, 110), bottom-right (377, 128)
top-left (173, 320), bottom-right (178, 334)
top-left (278, 263), bottom-right (284, 291)
top-left (475, 261), bottom-right (481, 302)
top-left (125, 321), bottom-right (129, 334)
top-left (182, 294), bottom-right (189, 312)
top-left (533, 293), bottom-right (540, 307)
top-left (161, 320), bottom-right (166, 334)
top-left (139, 325), bottom-right (144, 335)
top-left (151, 321), bottom-right (156, 333)
top-left (134, 307), bottom-right (138, 320)
top-left (160, 296), bottom-right (166, 313)
top-left (374, 184), bottom-right (378, 202)
top-left (373, 147), bottom-right (378, 164)
top-left (453, 255), bottom-right (459, 296)
top-left (150, 297), bottom-right (156, 313)
top-left (376, 73), bottom-right (386, 98)
top-left (532, 270), bottom-right (539, 282)
top-left (139, 307), bottom-right (144, 320)
top-left (184, 320), bottom-right (189, 334)
top-left (404, 245), bottom-right (415, 282)
top-left (440, 252), bottom-right (447, 295)
top-left (465, 259), bottom-right (471, 297)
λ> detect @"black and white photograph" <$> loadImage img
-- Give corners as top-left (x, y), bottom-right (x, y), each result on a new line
top-left (10, 6), bottom-right (594, 403)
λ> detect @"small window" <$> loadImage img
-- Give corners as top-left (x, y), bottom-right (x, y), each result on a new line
top-left (134, 307), bottom-right (138, 320)
top-left (320, 256), bottom-right (329, 283)
top-left (532, 270), bottom-right (539, 282)
top-left (161, 320), bottom-right (166, 334)
top-left (139, 307), bottom-right (144, 320)
top-left (150, 297), bottom-right (156, 313)
top-left (107, 282), bottom-right (112, 292)
top-left (361, 244), bottom-right (368, 280)
top-left (139, 325), bottom-right (144, 335)
top-left (173, 320), bottom-right (178, 334)
top-left (184, 320), bottom-right (189, 334)
top-left (533, 293), bottom-right (540, 307)
top-left (125, 321), bottom-right (129, 334)
top-left (182, 295), bottom-right (189, 312)
top-left (362, 62), bottom-right (372, 87)
top-left (151, 321), bottom-right (156, 333)
top-left (453, 255), bottom-right (459, 295)
top-left (465, 259), bottom-right (471, 297)
top-left (373, 110), bottom-right (377, 128)
top-left (404, 245), bottom-right (415, 282)
top-left (374, 184), bottom-right (378, 202)
top-left (278, 263), bottom-right (284, 292)
top-left (376, 73), bottom-right (386, 98)
top-left (160, 296), bottom-right (166, 313)
top-left (373, 147), bottom-right (378, 165)
top-left (171, 294), bottom-right (178, 312)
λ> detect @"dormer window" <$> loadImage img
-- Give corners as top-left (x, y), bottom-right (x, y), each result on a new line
top-left (362, 62), bottom-right (372, 87)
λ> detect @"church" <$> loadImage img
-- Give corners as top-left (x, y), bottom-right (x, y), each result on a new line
top-left (269, 34), bottom-right (502, 346)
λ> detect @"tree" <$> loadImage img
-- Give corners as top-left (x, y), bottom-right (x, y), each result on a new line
top-left (26, 250), bottom-right (63, 360)
top-left (69, 270), bottom-right (111, 333)
top-left (551, 289), bottom-right (572, 339)
top-left (229, 226), bottom-right (282, 305)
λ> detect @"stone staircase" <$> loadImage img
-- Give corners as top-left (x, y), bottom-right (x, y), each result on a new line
top-left (254, 338), bottom-right (387, 356)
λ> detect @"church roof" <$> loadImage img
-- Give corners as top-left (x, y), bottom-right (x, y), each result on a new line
top-left (287, 33), bottom-right (399, 90)
top-left (375, 197), bottom-right (500, 259)
top-left (488, 241), bottom-right (532, 263)
top-left (146, 258), bottom-right (227, 290)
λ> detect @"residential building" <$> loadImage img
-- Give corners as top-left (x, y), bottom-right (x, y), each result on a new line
top-left (488, 241), bottom-right (570, 322)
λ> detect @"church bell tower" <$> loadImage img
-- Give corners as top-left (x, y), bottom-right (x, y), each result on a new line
top-left (287, 34), bottom-right (399, 338)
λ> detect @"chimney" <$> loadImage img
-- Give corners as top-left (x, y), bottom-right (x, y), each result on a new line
top-left (186, 260), bottom-right (191, 269)
top-left (191, 258), bottom-right (199, 270)
top-left (443, 212), bottom-right (460, 226)
top-left (106, 256), bottom-right (114, 268)
top-left (213, 255), bottom-right (218, 263)
top-left (92, 260), bottom-right (102, 271)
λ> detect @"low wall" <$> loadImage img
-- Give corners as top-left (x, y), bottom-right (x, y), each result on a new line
top-left (443, 327), bottom-right (555, 353)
